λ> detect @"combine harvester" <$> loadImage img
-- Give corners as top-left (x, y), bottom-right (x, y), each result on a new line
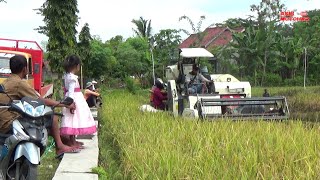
top-left (165, 48), bottom-right (289, 120)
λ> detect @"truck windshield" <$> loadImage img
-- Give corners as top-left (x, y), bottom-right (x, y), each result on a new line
top-left (0, 57), bottom-right (11, 74)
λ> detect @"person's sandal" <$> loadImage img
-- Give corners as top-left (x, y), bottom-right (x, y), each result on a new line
top-left (55, 148), bottom-right (81, 159)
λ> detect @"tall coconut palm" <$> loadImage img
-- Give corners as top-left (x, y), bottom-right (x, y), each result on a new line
top-left (131, 17), bottom-right (152, 40)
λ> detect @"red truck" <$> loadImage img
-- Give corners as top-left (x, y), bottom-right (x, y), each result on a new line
top-left (0, 38), bottom-right (53, 97)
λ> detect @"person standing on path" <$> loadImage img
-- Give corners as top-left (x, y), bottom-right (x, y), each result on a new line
top-left (61, 55), bottom-right (97, 149)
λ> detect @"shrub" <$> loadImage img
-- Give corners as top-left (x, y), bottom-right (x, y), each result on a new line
top-left (124, 77), bottom-right (138, 94)
top-left (284, 76), bottom-right (304, 86)
top-left (264, 73), bottom-right (282, 86)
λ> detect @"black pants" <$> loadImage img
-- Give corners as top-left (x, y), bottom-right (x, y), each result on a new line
top-left (86, 95), bottom-right (97, 108)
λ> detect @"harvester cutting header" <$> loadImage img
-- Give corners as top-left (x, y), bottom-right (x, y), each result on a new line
top-left (165, 48), bottom-right (289, 120)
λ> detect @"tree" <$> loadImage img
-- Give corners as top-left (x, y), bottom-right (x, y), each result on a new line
top-left (229, 23), bottom-right (259, 82)
top-left (293, 9), bottom-right (320, 82)
top-left (131, 17), bottom-right (152, 40)
top-left (216, 18), bottom-right (247, 29)
top-left (179, 15), bottom-right (206, 47)
top-left (116, 37), bottom-right (150, 82)
top-left (90, 39), bottom-right (117, 79)
top-left (224, 0), bottom-right (286, 85)
top-left (78, 23), bottom-right (93, 78)
top-left (36, 0), bottom-right (79, 74)
top-left (106, 35), bottom-right (123, 56)
top-left (249, 0), bottom-right (285, 85)
top-left (153, 29), bottom-right (181, 77)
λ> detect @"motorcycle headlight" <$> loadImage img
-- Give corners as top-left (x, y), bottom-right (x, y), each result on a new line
top-left (23, 102), bottom-right (44, 117)
top-left (23, 102), bottom-right (34, 117)
top-left (35, 105), bottom-right (45, 117)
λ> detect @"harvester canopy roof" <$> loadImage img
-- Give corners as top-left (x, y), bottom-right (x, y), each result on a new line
top-left (180, 48), bottom-right (214, 58)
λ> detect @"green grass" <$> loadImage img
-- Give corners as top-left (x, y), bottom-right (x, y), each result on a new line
top-left (38, 138), bottom-right (60, 179)
top-left (97, 88), bottom-right (320, 179)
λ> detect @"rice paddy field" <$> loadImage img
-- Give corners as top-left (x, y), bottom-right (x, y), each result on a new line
top-left (96, 87), bottom-right (320, 179)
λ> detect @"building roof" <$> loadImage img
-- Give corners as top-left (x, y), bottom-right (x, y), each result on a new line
top-left (179, 26), bottom-right (244, 49)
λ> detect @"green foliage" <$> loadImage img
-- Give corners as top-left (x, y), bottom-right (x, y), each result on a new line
top-left (38, 137), bottom-right (60, 179)
top-left (131, 17), bottom-right (152, 40)
top-left (36, 0), bottom-right (79, 74)
top-left (153, 29), bottom-right (181, 78)
top-left (116, 37), bottom-right (150, 79)
top-left (34, 0), bottom-right (320, 89)
top-left (283, 76), bottom-right (304, 86)
top-left (260, 73), bottom-right (282, 87)
top-left (83, 35), bottom-right (152, 87)
top-left (92, 166), bottom-right (108, 179)
top-left (293, 9), bottom-right (320, 80)
top-left (90, 39), bottom-right (116, 79)
top-left (218, 1), bottom-right (320, 87)
top-left (124, 77), bottom-right (138, 94)
top-left (106, 35), bottom-right (123, 55)
top-left (216, 18), bottom-right (246, 29)
top-left (78, 23), bottom-right (93, 78)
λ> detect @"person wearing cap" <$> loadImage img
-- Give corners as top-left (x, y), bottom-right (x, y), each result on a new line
top-left (91, 80), bottom-right (98, 91)
top-left (185, 65), bottom-right (212, 94)
top-left (153, 79), bottom-right (167, 110)
top-left (84, 82), bottom-right (100, 108)
top-left (263, 89), bottom-right (270, 97)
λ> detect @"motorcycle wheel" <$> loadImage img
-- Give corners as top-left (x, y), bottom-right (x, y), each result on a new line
top-left (19, 159), bottom-right (37, 180)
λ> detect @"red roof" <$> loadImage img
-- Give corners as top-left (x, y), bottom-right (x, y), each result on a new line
top-left (179, 26), bottom-right (244, 49)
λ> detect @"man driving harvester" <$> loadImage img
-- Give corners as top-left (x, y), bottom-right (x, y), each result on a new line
top-left (0, 55), bottom-right (80, 158)
top-left (185, 65), bottom-right (213, 94)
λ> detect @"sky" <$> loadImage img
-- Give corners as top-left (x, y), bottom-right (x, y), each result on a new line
top-left (0, 0), bottom-right (319, 47)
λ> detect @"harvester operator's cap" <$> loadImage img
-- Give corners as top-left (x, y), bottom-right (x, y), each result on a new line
top-left (155, 79), bottom-right (164, 89)
top-left (86, 82), bottom-right (93, 88)
top-left (156, 78), bottom-right (163, 84)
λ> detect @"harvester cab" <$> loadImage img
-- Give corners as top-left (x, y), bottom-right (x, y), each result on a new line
top-left (165, 48), bottom-right (289, 120)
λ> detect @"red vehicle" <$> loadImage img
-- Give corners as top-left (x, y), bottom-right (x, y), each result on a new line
top-left (0, 38), bottom-right (53, 97)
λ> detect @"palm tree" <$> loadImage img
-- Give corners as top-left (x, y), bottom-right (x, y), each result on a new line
top-left (131, 17), bottom-right (152, 40)
top-left (179, 15), bottom-right (206, 47)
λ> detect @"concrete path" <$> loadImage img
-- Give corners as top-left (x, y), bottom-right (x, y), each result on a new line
top-left (52, 108), bottom-right (99, 180)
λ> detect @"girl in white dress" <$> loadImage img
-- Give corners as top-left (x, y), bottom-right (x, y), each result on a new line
top-left (61, 55), bottom-right (97, 148)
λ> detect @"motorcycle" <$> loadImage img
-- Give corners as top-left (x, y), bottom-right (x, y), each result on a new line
top-left (0, 84), bottom-right (73, 180)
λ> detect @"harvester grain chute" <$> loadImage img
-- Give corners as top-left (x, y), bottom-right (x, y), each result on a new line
top-left (165, 48), bottom-right (289, 120)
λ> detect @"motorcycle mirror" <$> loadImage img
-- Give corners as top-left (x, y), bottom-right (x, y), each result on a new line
top-left (62, 97), bottom-right (74, 106)
top-left (0, 84), bottom-right (5, 93)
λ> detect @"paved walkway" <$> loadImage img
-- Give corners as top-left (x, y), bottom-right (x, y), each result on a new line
top-left (52, 108), bottom-right (99, 180)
